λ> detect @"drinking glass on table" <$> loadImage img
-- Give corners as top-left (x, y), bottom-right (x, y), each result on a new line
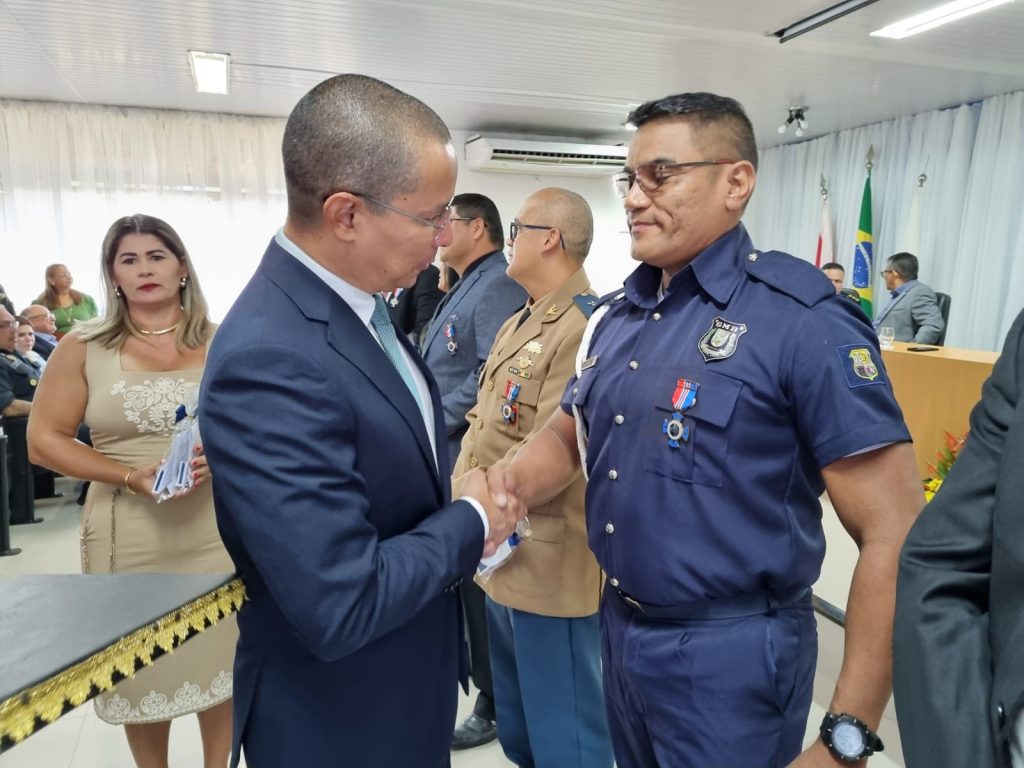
top-left (879, 326), bottom-right (896, 349)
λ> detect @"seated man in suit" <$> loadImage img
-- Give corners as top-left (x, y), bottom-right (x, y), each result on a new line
top-left (19, 305), bottom-right (58, 360)
top-left (873, 252), bottom-right (945, 343)
top-left (200, 74), bottom-right (523, 768)
top-left (894, 307), bottom-right (1024, 767)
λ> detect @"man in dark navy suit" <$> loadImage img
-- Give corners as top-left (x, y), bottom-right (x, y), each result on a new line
top-left (201, 74), bottom-right (522, 768)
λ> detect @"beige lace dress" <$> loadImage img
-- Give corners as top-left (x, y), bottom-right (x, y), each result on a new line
top-left (81, 340), bottom-right (237, 724)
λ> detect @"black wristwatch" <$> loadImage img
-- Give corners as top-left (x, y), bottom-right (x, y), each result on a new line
top-left (819, 712), bottom-right (884, 762)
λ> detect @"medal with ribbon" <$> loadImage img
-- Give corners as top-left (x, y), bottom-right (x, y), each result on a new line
top-left (444, 321), bottom-right (458, 354)
top-left (501, 379), bottom-right (521, 425)
top-left (662, 378), bottom-right (698, 448)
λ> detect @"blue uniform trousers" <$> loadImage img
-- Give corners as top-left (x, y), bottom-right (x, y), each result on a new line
top-left (600, 586), bottom-right (817, 768)
top-left (485, 597), bottom-right (613, 768)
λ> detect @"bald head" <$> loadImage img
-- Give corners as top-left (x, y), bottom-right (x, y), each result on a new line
top-left (19, 304), bottom-right (57, 335)
top-left (522, 188), bottom-right (594, 263)
top-left (282, 74), bottom-right (453, 228)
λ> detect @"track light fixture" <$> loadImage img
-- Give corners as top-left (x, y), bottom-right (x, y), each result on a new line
top-left (777, 107), bottom-right (809, 138)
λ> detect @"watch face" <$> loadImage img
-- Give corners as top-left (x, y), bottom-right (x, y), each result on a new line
top-left (833, 722), bottom-right (866, 757)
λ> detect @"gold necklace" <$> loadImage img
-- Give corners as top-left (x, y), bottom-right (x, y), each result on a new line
top-left (137, 323), bottom-right (180, 336)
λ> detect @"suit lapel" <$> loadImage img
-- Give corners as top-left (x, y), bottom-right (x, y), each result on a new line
top-left (261, 241), bottom-right (441, 492)
top-left (877, 290), bottom-right (907, 324)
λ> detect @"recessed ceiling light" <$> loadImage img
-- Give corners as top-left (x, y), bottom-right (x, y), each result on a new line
top-left (870, 0), bottom-right (1014, 39)
top-left (188, 50), bottom-right (231, 95)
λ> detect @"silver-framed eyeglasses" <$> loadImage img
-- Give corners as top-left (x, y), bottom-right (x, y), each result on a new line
top-left (353, 192), bottom-right (452, 242)
top-left (612, 159), bottom-right (737, 198)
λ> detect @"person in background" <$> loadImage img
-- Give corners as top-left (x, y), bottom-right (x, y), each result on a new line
top-left (20, 305), bottom-right (59, 359)
top-left (15, 316), bottom-right (47, 373)
top-left (0, 282), bottom-right (15, 314)
top-left (421, 192), bottom-right (528, 751)
top-left (28, 214), bottom-right (236, 768)
top-left (1, 306), bottom-right (38, 418)
top-left (484, 91), bottom-right (923, 767)
top-left (894, 307), bottom-right (1024, 768)
top-left (36, 263), bottom-right (98, 338)
top-left (874, 252), bottom-right (945, 343)
top-left (453, 187), bottom-right (612, 768)
top-left (386, 263), bottom-right (445, 347)
top-left (821, 261), bottom-right (845, 293)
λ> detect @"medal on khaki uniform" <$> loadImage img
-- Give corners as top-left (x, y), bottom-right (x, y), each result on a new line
top-left (501, 380), bottom-right (521, 425)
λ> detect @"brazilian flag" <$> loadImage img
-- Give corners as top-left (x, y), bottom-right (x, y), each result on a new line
top-left (851, 171), bottom-right (873, 319)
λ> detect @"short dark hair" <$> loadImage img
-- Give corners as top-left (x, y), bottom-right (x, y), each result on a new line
top-left (821, 262), bottom-right (844, 273)
top-left (888, 252), bottom-right (919, 281)
top-left (451, 193), bottom-right (503, 250)
top-left (282, 74), bottom-right (451, 227)
top-left (627, 92), bottom-right (758, 171)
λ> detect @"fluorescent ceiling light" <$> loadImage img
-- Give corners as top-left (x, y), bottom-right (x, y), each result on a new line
top-left (871, 0), bottom-right (1014, 39)
top-left (188, 50), bottom-right (231, 95)
top-left (773, 0), bottom-right (881, 43)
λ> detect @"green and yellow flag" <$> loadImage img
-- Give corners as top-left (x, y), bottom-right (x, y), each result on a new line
top-left (851, 170), bottom-right (873, 319)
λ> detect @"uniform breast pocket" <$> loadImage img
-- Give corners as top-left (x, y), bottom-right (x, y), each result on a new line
top-left (508, 377), bottom-right (542, 436)
top-left (643, 367), bottom-right (743, 487)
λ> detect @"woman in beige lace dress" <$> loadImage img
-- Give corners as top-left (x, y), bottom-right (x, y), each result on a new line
top-left (29, 214), bottom-right (236, 768)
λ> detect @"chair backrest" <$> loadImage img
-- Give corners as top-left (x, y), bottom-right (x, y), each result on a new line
top-left (935, 292), bottom-right (952, 345)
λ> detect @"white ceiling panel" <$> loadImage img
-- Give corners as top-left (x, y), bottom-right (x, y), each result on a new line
top-left (1, 0), bottom-right (1022, 146)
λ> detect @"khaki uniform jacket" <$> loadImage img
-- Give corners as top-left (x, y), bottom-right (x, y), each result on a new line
top-left (452, 269), bottom-right (602, 618)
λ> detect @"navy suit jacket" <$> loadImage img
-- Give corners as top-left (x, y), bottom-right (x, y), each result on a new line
top-left (421, 250), bottom-right (526, 466)
top-left (200, 239), bottom-right (483, 768)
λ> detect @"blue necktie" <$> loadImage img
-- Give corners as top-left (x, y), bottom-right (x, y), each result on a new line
top-left (371, 294), bottom-right (423, 412)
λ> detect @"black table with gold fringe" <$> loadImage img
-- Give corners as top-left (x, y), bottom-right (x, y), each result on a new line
top-left (0, 573), bottom-right (245, 753)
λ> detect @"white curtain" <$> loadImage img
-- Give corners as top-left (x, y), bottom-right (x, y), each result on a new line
top-left (746, 91), bottom-right (1023, 351)
top-left (0, 100), bottom-right (287, 320)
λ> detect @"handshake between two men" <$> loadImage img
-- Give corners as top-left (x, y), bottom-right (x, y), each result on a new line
top-left (460, 465), bottom-right (528, 558)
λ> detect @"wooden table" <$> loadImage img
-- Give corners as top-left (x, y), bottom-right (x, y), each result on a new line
top-left (881, 342), bottom-right (999, 477)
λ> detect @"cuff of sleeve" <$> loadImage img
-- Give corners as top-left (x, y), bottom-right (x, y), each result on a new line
top-left (459, 496), bottom-right (489, 540)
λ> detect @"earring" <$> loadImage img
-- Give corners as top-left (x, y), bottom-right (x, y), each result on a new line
top-left (180, 277), bottom-right (188, 288)
top-left (114, 285), bottom-right (123, 298)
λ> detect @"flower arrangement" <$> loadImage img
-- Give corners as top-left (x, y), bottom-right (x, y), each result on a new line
top-left (924, 431), bottom-right (967, 501)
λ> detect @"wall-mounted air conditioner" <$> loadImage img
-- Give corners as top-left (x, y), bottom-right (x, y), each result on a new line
top-left (465, 135), bottom-right (627, 176)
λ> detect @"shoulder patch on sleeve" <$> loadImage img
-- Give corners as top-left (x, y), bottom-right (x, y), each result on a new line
top-left (836, 344), bottom-right (888, 388)
top-left (745, 251), bottom-right (834, 308)
top-left (572, 292), bottom-right (599, 318)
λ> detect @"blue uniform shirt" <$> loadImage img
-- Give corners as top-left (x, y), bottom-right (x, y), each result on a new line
top-left (561, 224), bottom-right (910, 606)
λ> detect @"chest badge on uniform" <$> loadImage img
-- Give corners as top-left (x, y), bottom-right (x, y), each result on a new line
top-left (848, 348), bottom-right (879, 381)
top-left (662, 378), bottom-right (699, 448)
top-left (501, 380), bottom-right (521, 425)
top-left (524, 341), bottom-right (543, 355)
top-left (698, 317), bottom-right (747, 362)
top-left (444, 321), bottom-right (458, 354)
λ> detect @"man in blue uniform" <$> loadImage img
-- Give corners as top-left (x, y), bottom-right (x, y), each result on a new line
top-left (485, 92), bottom-right (924, 767)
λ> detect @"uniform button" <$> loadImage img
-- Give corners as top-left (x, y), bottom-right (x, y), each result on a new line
top-left (614, 414), bottom-right (624, 425)
top-left (486, 380), bottom-right (494, 391)
top-left (477, 420), bottom-right (484, 430)
top-left (609, 577), bottom-right (619, 587)
top-left (608, 469), bottom-right (618, 480)
top-left (747, 252), bottom-right (758, 261)
top-left (605, 523), bottom-right (615, 534)
top-left (653, 312), bottom-right (662, 321)
top-left (469, 456), bottom-right (479, 468)
top-left (997, 703), bottom-right (1007, 727)
top-left (628, 360), bottom-right (639, 370)
top-left (573, 387), bottom-right (579, 396)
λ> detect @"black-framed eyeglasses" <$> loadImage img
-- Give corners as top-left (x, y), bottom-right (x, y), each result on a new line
top-left (449, 216), bottom-right (479, 223)
top-left (509, 222), bottom-right (566, 251)
top-left (612, 159), bottom-right (737, 198)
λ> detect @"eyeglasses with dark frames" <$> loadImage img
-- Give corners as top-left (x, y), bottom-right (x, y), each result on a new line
top-left (612, 159), bottom-right (737, 199)
top-left (509, 222), bottom-right (566, 251)
top-left (449, 216), bottom-right (479, 223)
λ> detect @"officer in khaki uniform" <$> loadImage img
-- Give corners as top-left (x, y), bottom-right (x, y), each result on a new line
top-left (453, 188), bottom-right (612, 768)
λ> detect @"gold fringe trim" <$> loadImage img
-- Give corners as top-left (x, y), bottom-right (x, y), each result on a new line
top-left (0, 578), bottom-right (246, 749)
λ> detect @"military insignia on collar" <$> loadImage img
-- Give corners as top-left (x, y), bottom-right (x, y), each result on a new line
top-left (545, 305), bottom-right (560, 316)
top-left (698, 317), bottom-right (747, 362)
top-left (524, 341), bottom-right (543, 355)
